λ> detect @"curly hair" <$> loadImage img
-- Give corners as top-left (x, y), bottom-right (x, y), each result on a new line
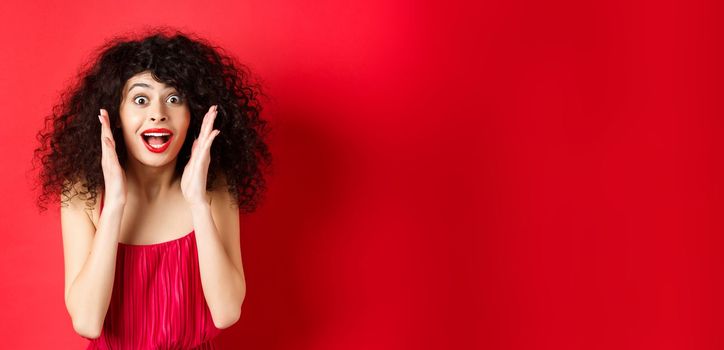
top-left (31, 27), bottom-right (273, 214)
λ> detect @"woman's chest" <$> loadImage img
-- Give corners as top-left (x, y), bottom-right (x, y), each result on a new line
top-left (93, 192), bottom-right (196, 245)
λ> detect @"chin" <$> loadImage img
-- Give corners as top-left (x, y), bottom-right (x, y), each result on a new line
top-left (129, 147), bottom-right (181, 168)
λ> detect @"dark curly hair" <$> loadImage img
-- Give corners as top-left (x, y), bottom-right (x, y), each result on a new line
top-left (31, 27), bottom-right (273, 214)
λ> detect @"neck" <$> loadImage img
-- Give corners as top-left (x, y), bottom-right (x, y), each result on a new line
top-left (125, 155), bottom-right (179, 204)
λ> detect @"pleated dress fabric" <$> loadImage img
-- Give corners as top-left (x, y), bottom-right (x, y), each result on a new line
top-left (86, 196), bottom-right (222, 349)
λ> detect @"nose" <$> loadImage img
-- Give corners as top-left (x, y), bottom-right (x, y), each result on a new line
top-left (148, 104), bottom-right (168, 122)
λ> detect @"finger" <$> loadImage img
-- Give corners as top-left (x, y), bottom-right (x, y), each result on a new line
top-left (98, 113), bottom-right (108, 141)
top-left (199, 108), bottom-right (212, 140)
top-left (100, 131), bottom-right (107, 157)
top-left (104, 136), bottom-right (116, 153)
top-left (104, 137), bottom-right (122, 166)
top-left (99, 109), bottom-right (108, 137)
top-left (198, 106), bottom-right (213, 138)
top-left (108, 137), bottom-right (120, 160)
top-left (102, 109), bottom-right (115, 142)
top-left (204, 130), bottom-right (221, 149)
top-left (99, 109), bottom-right (114, 141)
top-left (101, 137), bottom-right (111, 160)
top-left (201, 105), bottom-right (218, 139)
top-left (98, 115), bottom-right (108, 154)
top-left (98, 115), bottom-right (106, 143)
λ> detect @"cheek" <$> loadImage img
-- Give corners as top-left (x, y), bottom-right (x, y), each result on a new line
top-left (118, 118), bottom-right (141, 147)
top-left (172, 119), bottom-right (191, 149)
top-left (121, 130), bottom-right (139, 149)
top-left (177, 118), bottom-right (191, 138)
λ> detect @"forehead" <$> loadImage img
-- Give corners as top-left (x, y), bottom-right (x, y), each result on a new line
top-left (123, 72), bottom-right (175, 91)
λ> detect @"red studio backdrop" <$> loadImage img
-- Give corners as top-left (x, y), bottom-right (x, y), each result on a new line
top-left (1, 0), bottom-right (723, 349)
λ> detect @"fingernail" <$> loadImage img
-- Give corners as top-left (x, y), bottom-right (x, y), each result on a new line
top-left (98, 115), bottom-right (103, 123)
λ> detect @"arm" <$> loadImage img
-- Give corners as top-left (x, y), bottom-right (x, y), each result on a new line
top-left (191, 186), bottom-right (246, 329)
top-left (62, 189), bottom-right (124, 339)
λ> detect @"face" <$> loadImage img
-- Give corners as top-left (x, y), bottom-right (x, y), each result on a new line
top-left (119, 71), bottom-right (191, 167)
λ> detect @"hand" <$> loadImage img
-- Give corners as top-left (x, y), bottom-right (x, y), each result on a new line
top-left (181, 105), bottom-right (221, 206)
top-left (98, 108), bottom-right (127, 205)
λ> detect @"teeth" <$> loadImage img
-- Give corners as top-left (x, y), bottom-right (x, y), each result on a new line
top-left (143, 132), bottom-right (171, 136)
top-left (149, 143), bottom-right (166, 149)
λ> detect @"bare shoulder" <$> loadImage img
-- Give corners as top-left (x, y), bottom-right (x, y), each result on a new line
top-left (61, 180), bottom-right (102, 229)
top-left (60, 180), bottom-right (99, 305)
top-left (210, 173), bottom-right (238, 210)
top-left (209, 172), bottom-right (240, 233)
top-left (61, 181), bottom-right (100, 214)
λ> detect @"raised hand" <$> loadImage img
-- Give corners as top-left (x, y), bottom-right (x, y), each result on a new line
top-left (181, 105), bottom-right (221, 207)
top-left (98, 108), bottom-right (127, 205)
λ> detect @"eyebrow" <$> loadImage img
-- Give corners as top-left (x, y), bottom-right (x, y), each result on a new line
top-left (127, 83), bottom-right (177, 94)
top-left (128, 83), bottom-right (152, 93)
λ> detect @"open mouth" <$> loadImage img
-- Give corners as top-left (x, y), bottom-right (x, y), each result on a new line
top-left (141, 131), bottom-right (173, 153)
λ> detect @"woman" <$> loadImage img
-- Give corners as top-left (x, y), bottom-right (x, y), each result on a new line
top-left (32, 28), bottom-right (272, 348)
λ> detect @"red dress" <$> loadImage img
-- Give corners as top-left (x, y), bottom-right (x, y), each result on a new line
top-left (85, 195), bottom-right (222, 349)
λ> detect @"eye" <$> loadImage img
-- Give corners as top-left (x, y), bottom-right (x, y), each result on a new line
top-left (133, 96), bottom-right (148, 105)
top-left (167, 94), bottom-right (183, 104)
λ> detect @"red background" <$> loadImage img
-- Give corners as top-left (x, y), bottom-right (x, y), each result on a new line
top-left (0, 0), bottom-right (720, 349)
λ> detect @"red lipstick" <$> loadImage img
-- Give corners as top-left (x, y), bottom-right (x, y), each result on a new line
top-left (141, 128), bottom-right (174, 153)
